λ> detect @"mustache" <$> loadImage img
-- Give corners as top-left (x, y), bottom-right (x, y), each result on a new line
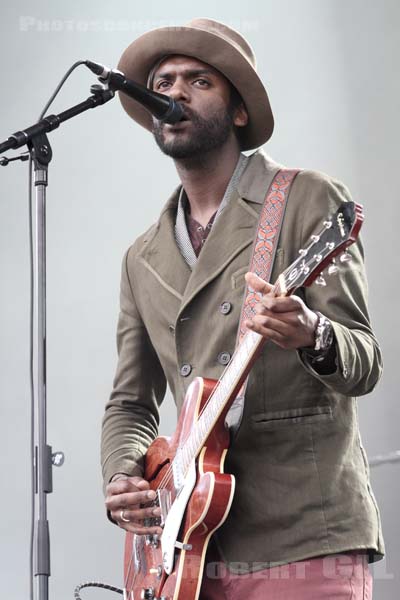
top-left (180, 107), bottom-right (197, 122)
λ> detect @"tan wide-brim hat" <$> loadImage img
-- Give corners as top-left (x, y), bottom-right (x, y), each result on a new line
top-left (117, 18), bottom-right (274, 151)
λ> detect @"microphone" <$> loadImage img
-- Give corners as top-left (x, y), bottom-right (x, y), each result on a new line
top-left (85, 60), bottom-right (184, 124)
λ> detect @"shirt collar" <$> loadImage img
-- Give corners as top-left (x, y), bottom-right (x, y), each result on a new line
top-left (175, 153), bottom-right (250, 268)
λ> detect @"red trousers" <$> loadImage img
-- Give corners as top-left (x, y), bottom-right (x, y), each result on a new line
top-left (200, 551), bottom-right (372, 600)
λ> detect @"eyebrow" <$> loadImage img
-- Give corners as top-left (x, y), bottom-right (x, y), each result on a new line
top-left (154, 69), bottom-right (215, 81)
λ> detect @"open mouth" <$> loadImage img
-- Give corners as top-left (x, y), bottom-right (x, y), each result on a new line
top-left (165, 117), bottom-right (191, 130)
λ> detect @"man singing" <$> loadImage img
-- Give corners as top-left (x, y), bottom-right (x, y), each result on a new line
top-left (101, 18), bottom-right (384, 599)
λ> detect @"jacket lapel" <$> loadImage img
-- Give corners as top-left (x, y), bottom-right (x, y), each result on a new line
top-left (138, 188), bottom-right (191, 301)
top-left (178, 192), bottom-right (258, 314)
top-left (137, 150), bottom-right (283, 308)
top-left (178, 150), bottom-right (283, 315)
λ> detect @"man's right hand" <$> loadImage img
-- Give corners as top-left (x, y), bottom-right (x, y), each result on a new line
top-left (105, 475), bottom-right (162, 535)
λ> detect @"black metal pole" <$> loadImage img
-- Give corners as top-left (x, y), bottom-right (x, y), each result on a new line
top-left (1, 84), bottom-right (115, 600)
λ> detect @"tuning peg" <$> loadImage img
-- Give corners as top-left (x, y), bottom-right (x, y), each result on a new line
top-left (340, 250), bottom-right (352, 263)
top-left (300, 260), bottom-right (310, 275)
top-left (315, 273), bottom-right (327, 286)
top-left (328, 259), bottom-right (339, 275)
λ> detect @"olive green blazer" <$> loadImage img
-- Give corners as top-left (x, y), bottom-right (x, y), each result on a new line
top-left (101, 150), bottom-right (384, 570)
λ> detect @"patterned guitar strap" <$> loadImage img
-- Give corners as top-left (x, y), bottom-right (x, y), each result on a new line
top-left (226, 168), bottom-right (301, 430)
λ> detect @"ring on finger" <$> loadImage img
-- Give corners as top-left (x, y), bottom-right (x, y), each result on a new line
top-left (119, 509), bottom-right (130, 523)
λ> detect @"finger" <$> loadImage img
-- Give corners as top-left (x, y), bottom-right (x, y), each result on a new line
top-left (132, 477), bottom-right (151, 490)
top-left (121, 523), bottom-right (163, 536)
top-left (107, 477), bottom-right (150, 496)
top-left (245, 318), bottom-right (290, 348)
top-left (254, 302), bottom-right (300, 321)
top-left (111, 505), bottom-right (161, 525)
top-left (105, 489), bottom-right (156, 511)
top-left (245, 272), bottom-right (273, 295)
top-left (118, 505), bottom-right (162, 521)
top-left (261, 294), bottom-right (304, 314)
top-left (248, 314), bottom-right (292, 337)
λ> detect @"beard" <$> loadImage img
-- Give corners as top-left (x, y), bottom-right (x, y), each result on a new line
top-left (152, 105), bottom-right (235, 159)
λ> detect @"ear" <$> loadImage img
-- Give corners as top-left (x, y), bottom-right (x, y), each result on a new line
top-left (233, 103), bottom-right (249, 128)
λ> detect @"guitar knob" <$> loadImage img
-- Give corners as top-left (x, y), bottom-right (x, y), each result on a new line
top-left (315, 273), bottom-right (327, 286)
top-left (141, 588), bottom-right (155, 600)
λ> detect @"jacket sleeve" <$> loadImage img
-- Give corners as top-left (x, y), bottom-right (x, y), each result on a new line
top-left (101, 246), bottom-right (167, 493)
top-left (295, 171), bottom-right (383, 397)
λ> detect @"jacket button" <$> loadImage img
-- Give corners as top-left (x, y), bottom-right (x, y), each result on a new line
top-left (180, 364), bottom-right (192, 377)
top-left (168, 324), bottom-right (175, 334)
top-left (220, 301), bottom-right (232, 315)
top-left (218, 352), bottom-right (231, 366)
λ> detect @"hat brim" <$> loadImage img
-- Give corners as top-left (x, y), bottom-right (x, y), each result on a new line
top-left (117, 26), bottom-right (274, 151)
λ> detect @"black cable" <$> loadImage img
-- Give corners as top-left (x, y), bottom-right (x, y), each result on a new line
top-left (28, 60), bottom-right (87, 600)
top-left (38, 60), bottom-right (87, 121)
top-left (74, 581), bottom-right (124, 599)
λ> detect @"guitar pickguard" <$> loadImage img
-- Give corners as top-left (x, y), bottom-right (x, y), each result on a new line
top-left (161, 459), bottom-right (197, 575)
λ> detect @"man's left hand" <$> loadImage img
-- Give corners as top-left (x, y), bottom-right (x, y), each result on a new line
top-left (244, 272), bottom-right (318, 349)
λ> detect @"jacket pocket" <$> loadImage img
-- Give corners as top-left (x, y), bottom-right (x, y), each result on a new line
top-left (251, 405), bottom-right (333, 430)
top-left (231, 265), bottom-right (249, 290)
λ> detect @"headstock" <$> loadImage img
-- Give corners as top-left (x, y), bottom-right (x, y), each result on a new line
top-left (279, 201), bottom-right (364, 294)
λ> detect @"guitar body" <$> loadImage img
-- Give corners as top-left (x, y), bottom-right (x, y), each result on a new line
top-left (123, 376), bottom-right (235, 600)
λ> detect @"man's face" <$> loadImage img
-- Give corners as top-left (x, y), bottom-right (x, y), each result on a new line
top-left (150, 55), bottom-right (243, 159)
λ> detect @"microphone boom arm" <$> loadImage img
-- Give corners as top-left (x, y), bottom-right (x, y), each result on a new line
top-left (0, 85), bottom-right (114, 154)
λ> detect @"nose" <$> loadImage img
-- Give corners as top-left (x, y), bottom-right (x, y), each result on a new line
top-left (168, 79), bottom-right (190, 103)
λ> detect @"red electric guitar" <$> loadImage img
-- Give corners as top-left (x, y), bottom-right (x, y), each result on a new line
top-left (123, 201), bottom-right (363, 600)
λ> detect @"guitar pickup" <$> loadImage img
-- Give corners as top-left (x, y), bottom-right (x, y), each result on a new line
top-left (157, 488), bottom-right (172, 527)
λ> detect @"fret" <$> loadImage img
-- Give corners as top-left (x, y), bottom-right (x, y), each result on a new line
top-left (198, 419), bottom-right (206, 444)
top-left (190, 434), bottom-right (196, 462)
top-left (182, 443), bottom-right (189, 472)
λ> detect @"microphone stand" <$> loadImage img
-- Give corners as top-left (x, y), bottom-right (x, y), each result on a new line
top-left (0, 84), bottom-right (114, 600)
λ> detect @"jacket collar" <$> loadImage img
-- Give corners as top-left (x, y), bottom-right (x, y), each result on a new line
top-left (138, 149), bottom-right (283, 310)
top-left (237, 149), bottom-right (283, 204)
